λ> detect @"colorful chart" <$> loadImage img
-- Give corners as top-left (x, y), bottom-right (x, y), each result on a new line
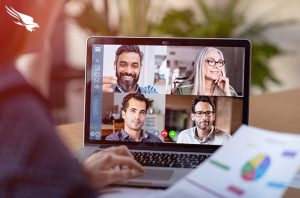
top-left (241, 154), bottom-right (271, 181)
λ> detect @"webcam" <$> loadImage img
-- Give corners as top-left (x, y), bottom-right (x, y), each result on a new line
top-left (162, 40), bottom-right (169, 45)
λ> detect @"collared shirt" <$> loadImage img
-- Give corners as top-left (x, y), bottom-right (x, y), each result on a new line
top-left (114, 84), bottom-right (158, 94)
top-left (176, 126), bottom-right (231, 145)
top-left (105, 128), bottom-right (162, 143)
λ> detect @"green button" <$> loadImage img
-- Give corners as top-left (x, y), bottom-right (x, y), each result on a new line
top-left (169, 130), bottom-right (176, 138)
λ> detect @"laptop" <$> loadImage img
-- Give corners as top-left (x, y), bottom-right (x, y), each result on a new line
top-left (80, 37), bottom-right (251, 188)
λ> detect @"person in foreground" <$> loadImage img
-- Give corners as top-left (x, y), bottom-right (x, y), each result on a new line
top-left (174, 47), bottom-right (238, 96)
top-left (106, 93), bottom-right (162, 142)
top-left (177, 96), bottom-right (231, 145)
top-left (0, 1), bottom-right (143, 197)
top-left (102, 45), bottom-right (158, 93)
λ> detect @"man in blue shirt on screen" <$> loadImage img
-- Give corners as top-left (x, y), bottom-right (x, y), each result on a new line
top-left (106, 93), bottom-right (162, 142)
top-left (103, 45), bottom-right (158, 94)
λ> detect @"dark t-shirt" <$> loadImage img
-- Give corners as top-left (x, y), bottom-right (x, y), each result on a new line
top-left (0, 65), bottom-right (96, 197)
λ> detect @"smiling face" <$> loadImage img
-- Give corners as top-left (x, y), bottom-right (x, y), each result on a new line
top-left (204, 49), bottom-right (224, 81)
top-left (115, 52), bottom-right (141, 93)
top-left (122, 98), bottom-right (146, 133)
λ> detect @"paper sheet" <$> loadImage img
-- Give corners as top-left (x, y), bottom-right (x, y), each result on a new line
top-left (160, 125), bottom-right (300, 198)
top-left (99, 186), bottom-right (163, 198)
top-left (289, 171), bottom-right (300, 189)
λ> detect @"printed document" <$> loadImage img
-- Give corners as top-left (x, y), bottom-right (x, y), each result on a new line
top-left (160, 125), bottom-right (300, 198)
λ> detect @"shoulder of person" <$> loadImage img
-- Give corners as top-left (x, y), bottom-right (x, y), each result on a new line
top-left (105, 131), bottom-right (121, 141)
top-left (177, 79), bottom-right (193, 87)
top-left (177, 127), bottom-right (195, 143)
top-left (229, 85), bottom-right (238, 96)
top-left (174, 80), bottom-right (193, 95)
top-left (105, 133), bottom-right (114, 140)
top-left (0, 67), bottom-right (95, 196)
top-left (146, 131), bottom-right (162, 142)
top-left (179, 127), bottom-right (194, 135)
top-left (214, 127), bottom-right (231, 137)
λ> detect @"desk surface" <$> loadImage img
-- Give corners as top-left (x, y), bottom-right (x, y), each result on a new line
top-left (57, 88), bottom-right (300, 198)
top-left (249, 88), bottom-right (300, 133)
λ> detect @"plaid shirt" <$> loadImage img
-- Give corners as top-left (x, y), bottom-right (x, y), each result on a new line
top-left (106, 128), bottom-right (162, 143)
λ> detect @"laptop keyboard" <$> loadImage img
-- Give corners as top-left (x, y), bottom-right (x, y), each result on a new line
top-left (132, 151), bottom-right (210, 168)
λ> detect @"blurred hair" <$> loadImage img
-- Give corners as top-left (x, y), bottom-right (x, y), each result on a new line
top-left (191, 96), bottom-right (216, 113)
top-left (121, 93), bottom-right (150, 112)
top-left (114, 45), bottom-right (144, 65)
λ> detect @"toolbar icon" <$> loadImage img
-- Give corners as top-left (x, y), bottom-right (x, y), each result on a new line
top-left (161, 130), bottom-right (168, 138)
top-left (169, 130), bottom-right (176, 138)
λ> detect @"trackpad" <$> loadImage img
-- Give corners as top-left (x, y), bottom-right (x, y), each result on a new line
top-left (134, 168), bottom-right (174, 181)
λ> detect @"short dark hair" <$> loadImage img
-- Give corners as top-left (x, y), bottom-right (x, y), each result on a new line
top-left (121, 93), bottom-right (150, 112)
top-left (191, 96), bottom-right (216, 113)
top-left (115, 45), bottom-right (144, 64)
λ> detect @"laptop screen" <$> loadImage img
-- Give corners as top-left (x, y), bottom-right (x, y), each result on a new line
top-left (85, 37), bottom-right (251, 150)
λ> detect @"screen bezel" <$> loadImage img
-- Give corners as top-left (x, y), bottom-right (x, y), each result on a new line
top-left (84, 36), bottom-right (251, 151)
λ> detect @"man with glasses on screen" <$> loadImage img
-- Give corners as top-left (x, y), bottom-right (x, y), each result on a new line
top-left (177, 96), bottom-right (231, 145)
top-left (103, 45), bottom-right (158, 94)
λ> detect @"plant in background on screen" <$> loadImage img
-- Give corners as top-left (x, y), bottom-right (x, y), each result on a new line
top-left (68, 0), bottom-right (296, 91)
top-left (149, 0), bottom-right (297, 91)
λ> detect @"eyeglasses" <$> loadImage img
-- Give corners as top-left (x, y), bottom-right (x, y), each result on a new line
top-left (205, 59), bottom-right (225, 67)
top-left (194, 111), bottom-right (214, 117)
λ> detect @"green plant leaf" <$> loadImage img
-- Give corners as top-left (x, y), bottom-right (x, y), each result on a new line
top-left (149, 0), bottom-right (296, 91)
top-left (68, 0), bottom-right (297, 91)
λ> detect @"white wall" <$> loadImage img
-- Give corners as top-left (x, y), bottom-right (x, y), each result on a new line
top-left (242, 0), bottom-right (300, 93)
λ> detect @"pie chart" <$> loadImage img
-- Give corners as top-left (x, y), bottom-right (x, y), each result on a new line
top-left (241, 154), bottom-right (271, 181)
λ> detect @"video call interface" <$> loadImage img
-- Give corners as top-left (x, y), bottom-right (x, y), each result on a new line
top-left (89, 44), bottom-right (246, 145)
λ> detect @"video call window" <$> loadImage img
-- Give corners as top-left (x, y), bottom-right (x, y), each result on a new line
top-left (90, 44), bottom-right (246, 145)
top-left (102, 45), bottom-right (168, 94)
top-left (167, 46), bottom-right (245, 96)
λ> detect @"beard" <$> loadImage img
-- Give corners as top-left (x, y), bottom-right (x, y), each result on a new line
top-left (116, 71), bottom-right (140, 92)
top-left (195, 120), bottom-right (212, 131)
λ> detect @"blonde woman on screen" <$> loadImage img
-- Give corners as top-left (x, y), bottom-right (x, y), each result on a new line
top-left (174, 47), bottom-right (237, 96)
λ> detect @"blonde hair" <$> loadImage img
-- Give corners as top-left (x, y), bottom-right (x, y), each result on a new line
top-left (191, 47), bottom-right (227, 96)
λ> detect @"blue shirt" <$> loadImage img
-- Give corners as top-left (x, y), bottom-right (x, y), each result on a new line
top-left (114, 84), bottom-right (158, 94)
top-left (105, 129), bottom-right (162, 143)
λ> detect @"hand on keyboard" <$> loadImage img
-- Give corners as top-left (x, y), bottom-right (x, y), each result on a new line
top-left (83, 146), bottom-right (144, 189)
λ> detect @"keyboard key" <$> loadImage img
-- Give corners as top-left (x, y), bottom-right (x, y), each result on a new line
top-left (131, 151), bottom-right (210, 168)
